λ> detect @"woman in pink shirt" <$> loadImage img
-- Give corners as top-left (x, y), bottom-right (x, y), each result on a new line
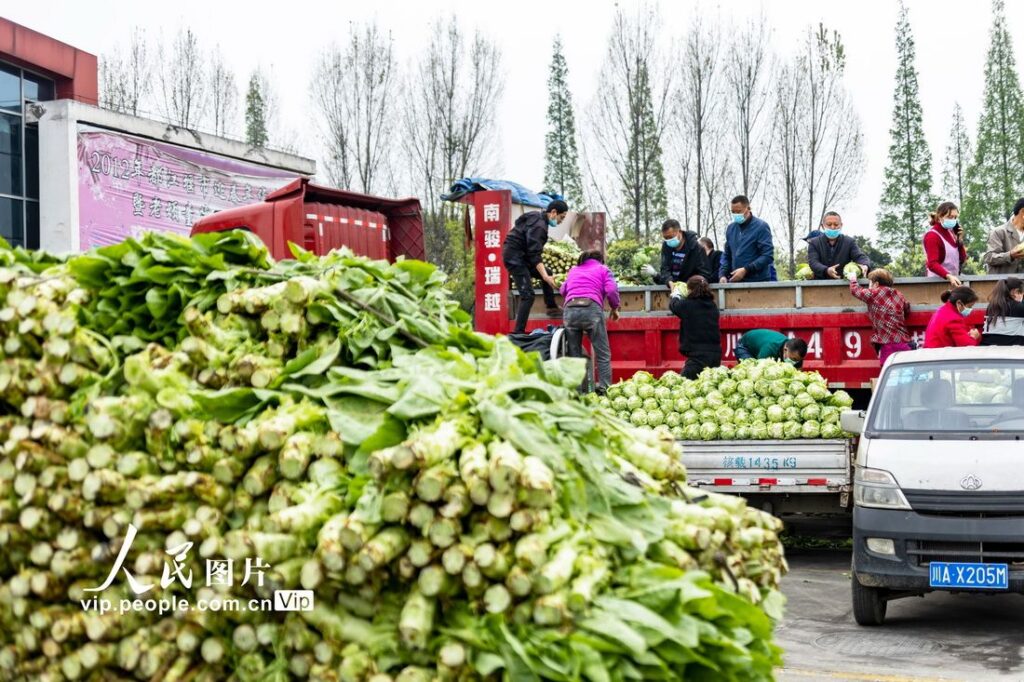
top-left (923, 287), bottom-right (981, 348)
top-left (560, 251), bottom-right (621, 393)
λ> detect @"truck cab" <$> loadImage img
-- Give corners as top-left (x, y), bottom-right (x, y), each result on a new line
top-left (843, 346), bottom-right (1024, 625)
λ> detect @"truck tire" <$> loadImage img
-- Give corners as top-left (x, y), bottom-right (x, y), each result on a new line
top-left (851, 575), bottom-right (886, 626)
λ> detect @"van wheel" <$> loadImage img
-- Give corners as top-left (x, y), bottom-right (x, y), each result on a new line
top-left (851, 576), bottom-right (887, 626)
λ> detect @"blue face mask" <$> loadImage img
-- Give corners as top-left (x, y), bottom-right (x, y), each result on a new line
top-left (784, 358), bottom-right (797, 366)
top-left (664, 237), bottom-right (681, 249)
top-left (942, 218), bottom-right (958, 229)
top-left (824, 229), bottom-right (841, 239)
top-left (548, 218), bottom-right (558, 228)
top-left (732, 213), bottom-right (746, 224)
top-left (961, 306), bottom-right (973, 318)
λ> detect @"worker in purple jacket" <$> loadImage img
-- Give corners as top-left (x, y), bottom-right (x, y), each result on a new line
top-left (560, 250), bottom-right (621, 393)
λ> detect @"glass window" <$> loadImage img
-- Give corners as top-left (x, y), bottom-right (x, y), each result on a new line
top-left (868, 361), bottom-right (1024, 435)
top-left (25, 201), bottom-right (38, 249)
top-left (25, 124), bottom-right (38, 199)
top-left (0, 112), bottom-right (22, 196)
top-left (23, 72), bottom-right (54, 102)
top-left (0, 197), bottom-right (23, 246)
top-left (0, 64), bottom-right (19, 111)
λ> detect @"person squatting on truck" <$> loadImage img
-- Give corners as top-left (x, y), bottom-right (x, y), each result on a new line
top-left (560, 250), bottom-right (621, 393)
top-left (502, 200), bottom-right (569, 333)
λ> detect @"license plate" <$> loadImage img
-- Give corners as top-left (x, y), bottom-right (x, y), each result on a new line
top-left (928, 562), bottom-right (1009, 590)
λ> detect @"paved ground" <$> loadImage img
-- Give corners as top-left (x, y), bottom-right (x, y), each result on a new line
top-left (776, 549), bottom-right (1024, 681)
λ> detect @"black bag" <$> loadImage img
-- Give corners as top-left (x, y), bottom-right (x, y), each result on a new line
top-left (508, 326), bottom-right (563, 361)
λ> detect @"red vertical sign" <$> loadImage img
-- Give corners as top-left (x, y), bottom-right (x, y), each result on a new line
top-left (473, 191), bottom-right (513, 335)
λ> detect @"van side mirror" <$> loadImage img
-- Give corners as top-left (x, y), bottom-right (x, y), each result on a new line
top-left (841, 410), bottom-right (866, 434)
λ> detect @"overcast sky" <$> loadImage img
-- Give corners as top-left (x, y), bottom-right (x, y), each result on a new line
top-left (7, 0), bottom-right (1021, 243)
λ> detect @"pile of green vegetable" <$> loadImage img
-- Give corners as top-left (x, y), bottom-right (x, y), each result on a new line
top-left (0, 232), bottom-right (788, 681)
top-left (599, 361), bottom-right (854, 440)
top-left (604, 240), bottom-right (659, 286)
top-left (540, 238), bottom-right (581, 284)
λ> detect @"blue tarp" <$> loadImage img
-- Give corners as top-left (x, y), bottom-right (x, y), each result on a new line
top-left (441, 178), bottom-right (564, 209)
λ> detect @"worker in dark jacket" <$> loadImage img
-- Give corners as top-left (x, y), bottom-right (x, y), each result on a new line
top-left (641, 219), bottom-right (711, 285)
top-left (669, 275), bottom-right (721, 379)
top-left (807, 211), bottom-right (870, 279)
top-left (698, 237), bottom-right (722, 282)
top-left (502, 200), bottom-right (568, 333)
top-left (720, 195), bottom-right (776, 283)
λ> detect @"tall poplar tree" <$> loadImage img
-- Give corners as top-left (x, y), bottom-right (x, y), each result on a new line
top-left (941, 103), bottom-right (973, 213)
top-left (876, 1), bottom-right (933, 254)
top-left (542, 37), bottom-right (585, 208)
top-left (617, 62), bottom-right (668, 241)
top-left (963, 0), bottom-right (1024, 232)
top-left (245, 72), bottom-right (268, 148)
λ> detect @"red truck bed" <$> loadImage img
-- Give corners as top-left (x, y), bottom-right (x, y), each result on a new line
top-left (191, 178), bottom-right (425, 262)
top-left (465, 189), bottom-right (997, 391)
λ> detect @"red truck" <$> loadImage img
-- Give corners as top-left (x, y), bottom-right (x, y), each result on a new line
top-left (193, 185), bottom-right (999, 516)
top-left (193, 184), bottom-right (996, 400)
top-left (191, 177), bottom-right (425, 262)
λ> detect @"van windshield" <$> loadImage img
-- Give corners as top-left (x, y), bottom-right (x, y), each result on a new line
top-left (867, 360), bottom-right (1024, 435)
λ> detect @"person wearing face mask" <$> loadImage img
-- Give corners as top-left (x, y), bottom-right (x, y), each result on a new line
top-left (923, 286), bottom-right (981, 348)
top-left (806, 211), bottom-right (871, 280)
top-left (719, 195), bottom-right (776, 284)
top-left (847, 267), bottom-right (913, 365)
top-left (923, 201), bottom-right (968, 287)
top-left (734, 329), bottom-right (808, 368)
top-left (697, 237), bottom-right (722, 282)
top-left (981, 277), bottom-right (1024, 345)
top-left (502, 200), bottom-right (569, 333)
top-left (641, 220), bottom-right (711, 285)
top-left (983, 198), bottom-right (1024, 275)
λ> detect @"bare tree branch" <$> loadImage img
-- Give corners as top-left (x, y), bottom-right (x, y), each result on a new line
top-left (311, 23), bottom-right (397, 193)
top-left (208, 46), bottom-right (238, 138)
top-left (157, 27), bottom-right (208, 129)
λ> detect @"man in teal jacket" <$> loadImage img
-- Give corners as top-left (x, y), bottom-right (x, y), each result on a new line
top-left (736, 329), bottom-right (808, 368)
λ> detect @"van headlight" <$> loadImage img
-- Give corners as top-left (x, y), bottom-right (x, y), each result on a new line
top-left (854, 467), bottom-right (911, 510)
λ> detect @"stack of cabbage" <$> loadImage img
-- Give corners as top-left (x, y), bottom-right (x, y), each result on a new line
top-left (0, 233), bottom-right (788, 681)
top-left (540, 238), bottom-right (581, 283)
top-left (600, 361), bottom-right (853, 440)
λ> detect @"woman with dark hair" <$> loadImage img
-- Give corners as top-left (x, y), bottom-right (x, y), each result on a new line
top-left (669, 275), bottom-right (721, 379)
top-left (923, 286), bottom-right (981, 348)
top-left (982, 277), bottom-right (1024, 346)
top-left (923, 201), bottom-right (968, 286)
top-left (560, 250), bottom-right (621, 392)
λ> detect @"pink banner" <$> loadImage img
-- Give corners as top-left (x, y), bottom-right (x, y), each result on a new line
top-left (76, 126), bottom-right (300, 249)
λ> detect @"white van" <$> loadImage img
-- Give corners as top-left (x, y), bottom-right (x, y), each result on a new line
top-left (842, 346), bottom-right (1024, 626)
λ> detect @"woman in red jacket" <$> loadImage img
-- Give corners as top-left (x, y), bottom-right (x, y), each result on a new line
top-left (923, 201), bottom-right (968, 286)
top-left (924, 287), bottom-right (981, 348)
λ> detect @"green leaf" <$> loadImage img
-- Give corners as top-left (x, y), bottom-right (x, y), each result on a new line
top-left (192, 388), bottom-right (279, 423)
top-left (579, 614), bottom-right (647, 657)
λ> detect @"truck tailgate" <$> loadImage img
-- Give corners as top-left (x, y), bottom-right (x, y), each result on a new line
top-left (679, 439), bottom-right (851, 493)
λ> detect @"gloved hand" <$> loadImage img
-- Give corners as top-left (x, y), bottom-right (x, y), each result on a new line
top-left (641, 264), bottom-right (657, 277)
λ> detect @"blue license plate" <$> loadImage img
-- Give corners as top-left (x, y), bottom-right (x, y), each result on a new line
top-left (928, 562), bottom-right (1009, 590)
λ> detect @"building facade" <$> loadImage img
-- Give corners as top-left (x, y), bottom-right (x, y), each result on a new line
top-left (0, 17), bottom-right (314, 253)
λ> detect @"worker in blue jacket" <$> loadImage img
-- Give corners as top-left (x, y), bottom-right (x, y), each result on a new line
top-left (719, 195), bottom-right (776, 283)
